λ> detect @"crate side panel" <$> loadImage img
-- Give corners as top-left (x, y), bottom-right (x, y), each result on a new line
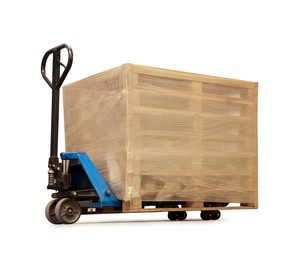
top-left (126, 65), bottom-right (257, 204)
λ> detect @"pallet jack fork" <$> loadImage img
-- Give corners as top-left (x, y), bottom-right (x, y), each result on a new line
top-left (42, 44), bottom-right (121, 224)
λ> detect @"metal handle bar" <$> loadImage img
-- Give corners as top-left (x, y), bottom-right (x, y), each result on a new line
top-left (41, 44), bottom-right (73, 159)
top-left (41, 43), bottom-right (73, 90)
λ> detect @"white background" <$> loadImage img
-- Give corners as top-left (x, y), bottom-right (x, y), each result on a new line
top-left (1, 0), bottom-right (301, 259)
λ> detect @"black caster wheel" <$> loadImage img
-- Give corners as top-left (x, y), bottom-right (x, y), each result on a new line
top-left (200, 210), bottom-right (211, 220)
top-left (168, 211), bottom-right (187, 221)
top-left (200, 210), bottom-right (221, 220)
top-left (45, 199), bottom-right (62, 224)
top-left (177, 211), bottom-right (187, 221)
top-left (55, 198), bottom-right (81, 224)
top-left (211, 210), bottom-right (221, 220)
top-left (168, 212), bottom-right (178, 221)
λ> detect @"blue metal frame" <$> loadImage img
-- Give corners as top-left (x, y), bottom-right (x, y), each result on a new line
top-left (60, 152), bottom-right (121, 208)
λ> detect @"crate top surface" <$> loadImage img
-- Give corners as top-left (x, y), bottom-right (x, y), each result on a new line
top-left (64, 63), bottom-right (258, 90)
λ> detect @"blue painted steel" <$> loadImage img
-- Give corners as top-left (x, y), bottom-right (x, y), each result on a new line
top-left (60, 152), bottom-right (121, 208)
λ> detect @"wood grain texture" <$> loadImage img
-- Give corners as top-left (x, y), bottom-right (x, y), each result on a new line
top-left (63, 64), bottom-right (258, 209)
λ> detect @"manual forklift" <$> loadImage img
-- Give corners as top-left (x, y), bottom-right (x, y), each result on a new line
top-left (43, 44), bottom-right (252, 224)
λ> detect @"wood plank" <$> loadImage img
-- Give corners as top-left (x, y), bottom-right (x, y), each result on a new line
top-left (131, 64), bottom-right (257, 89)
top-left (131, 107), bottom-right (256, 122)
top-left (132, 81), bottom-right (256, 105)
top-left (123, 205), bottom-right (256, 213)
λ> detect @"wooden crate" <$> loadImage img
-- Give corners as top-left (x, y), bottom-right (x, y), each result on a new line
top-left (63, 64), bottom-right (258, 210)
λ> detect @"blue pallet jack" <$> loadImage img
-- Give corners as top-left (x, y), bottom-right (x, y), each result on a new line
top-left (43, 44), bottom-right (223, 224)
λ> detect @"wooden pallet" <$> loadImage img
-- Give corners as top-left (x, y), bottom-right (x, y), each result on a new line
top-left (80, 201), bottom-right (257, 215)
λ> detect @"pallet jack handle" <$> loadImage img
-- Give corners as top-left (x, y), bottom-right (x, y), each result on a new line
top-left (41, 44), bottom-right (73, 162)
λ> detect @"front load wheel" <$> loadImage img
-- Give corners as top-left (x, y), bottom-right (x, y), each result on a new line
top-left (55, 198), bottom-right (81, 224)
top-left (168, 211), bottom-right (187, 221)
top-left (177, 211), bottom-right (187, 221)
top-left (45, 199), bottom-right (62, 224)
top-left (168, 211), bottom-right (178, 221)
top-left (211, 210), bottom-right (221, 220)
top-left (200, 210), bottom-right (211, 220)
top-left (200, 210), bottom-right (221, 220)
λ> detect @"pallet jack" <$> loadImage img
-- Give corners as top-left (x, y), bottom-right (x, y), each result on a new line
top-left (42, 44), bottom-right (223, 224)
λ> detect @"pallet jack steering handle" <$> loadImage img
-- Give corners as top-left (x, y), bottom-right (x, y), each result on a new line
top-left (41, 44), bottom-right (73, 159)
top-left (41, 44), bottom-right (73, 90)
